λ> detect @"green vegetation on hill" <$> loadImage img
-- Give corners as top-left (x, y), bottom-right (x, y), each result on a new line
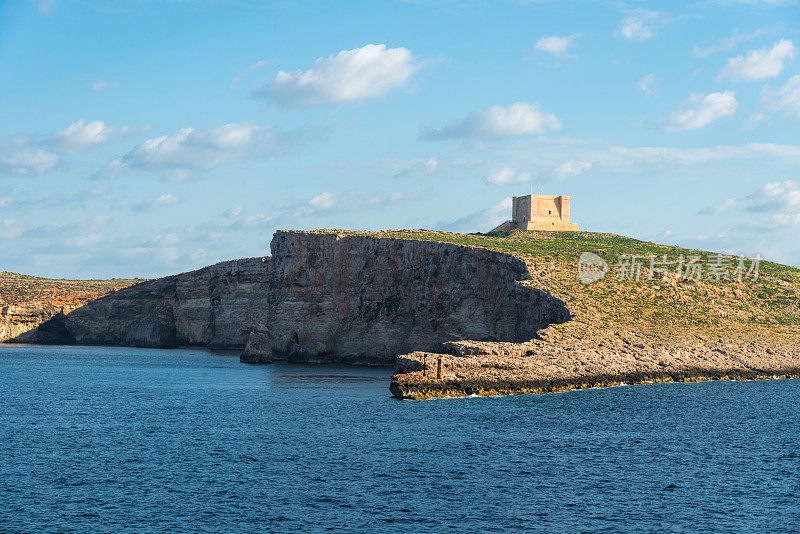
top-left (307, 229), bottom-right (800, 340)
top-left (0, 272), bottom-right (142, 307)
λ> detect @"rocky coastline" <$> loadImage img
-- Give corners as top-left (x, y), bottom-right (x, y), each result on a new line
top-left (4, 229), bottom-right (800, 399)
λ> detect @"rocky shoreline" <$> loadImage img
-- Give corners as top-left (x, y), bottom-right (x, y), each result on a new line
top-left (389, 340), bottom-right (800, 399)
top-left (4, 229), bottom-right (800, 399)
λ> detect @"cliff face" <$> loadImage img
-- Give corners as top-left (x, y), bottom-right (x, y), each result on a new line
top-left (8, 231), bottom-right (571, 364)
top-left (12, 258), bottom-right (271, 348)
top-left (1, 302), bottom-right (75, 343)
top-left (241, 231), bottom-right (570, 364)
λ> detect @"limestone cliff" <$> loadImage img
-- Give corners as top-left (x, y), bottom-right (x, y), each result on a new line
top-left (12, 258), bottom-right (271, 348)
top-left (6, 231), bottom-right (571, 364)
top-left (1, 302), bottom-right (77, 343)
top-left (240, 231), bottom-right (570, 364)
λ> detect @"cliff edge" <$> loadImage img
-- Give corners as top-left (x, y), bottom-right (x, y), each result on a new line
top-left (240, 231), bottom-right (569, 364)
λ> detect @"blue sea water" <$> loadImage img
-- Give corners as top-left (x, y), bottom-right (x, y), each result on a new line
top-left (1, 345), bottom-right (799, 533)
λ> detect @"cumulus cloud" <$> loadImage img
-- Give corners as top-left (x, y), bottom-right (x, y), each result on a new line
top-left (717, 39), bottom-right (795, 81)
top-left (692, 28), bottom-right (768, 58)
top-left (423, 102), bottom-right (561, 140)
top-left (255, 44), bottom-right (421, 108)
top-left (535, 34), bottom-right (579, 55)
top-left (552, 160), bottom-right (592, 180)
top-left (0, 119), bottom-right (137, 176)
top-left (616, 10), bottom-right (660, 42)
top-left (754, 74), bottom-right (800, 122)
top-left (132, 193), bottom-right (179, 213)
top-left (0, 140), bottom-right (58, 175)
top-left (440, 197), bottom-right (512, 234)
top-left (699, 198), bottom-right (737, 215)
top-left (393, 157), bottom-right (439, 179)
top-left (486, 168), bottom-right (531, 185)
top-left (49, 120), bottom-right (135, 152)
top-left (308, 191), bottom-right (337, 210)
top-left (116, 122), bottom-right (290, 172)
top-left (663, 91), bottom-right (737, 131)
top-left (637, 73), bottom-right (658, 95)
top-left (746, 180), bottom-right (800, 212)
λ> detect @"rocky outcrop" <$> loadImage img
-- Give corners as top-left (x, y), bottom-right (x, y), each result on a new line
top-left (241, 231), bottom-right (570, 364)
top-left (389, 337), bottom-right (800, 399)
top-left (12, 257), bottom-right (271, 348)
top-left (10, 231), bottom-right (571, 363)
top-left (1, 302), bottom-right (78, 343)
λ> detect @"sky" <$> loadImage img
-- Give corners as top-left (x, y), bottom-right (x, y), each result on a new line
top-left (1, 0), bottom-right (799, 279)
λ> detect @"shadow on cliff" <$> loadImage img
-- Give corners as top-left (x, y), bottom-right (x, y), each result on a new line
top-left (9, 234), bottom-right (574, 365)
top-left (9, 257), bottom-right (271, 349)
top-left (240, 232), bottom-right (573, 366)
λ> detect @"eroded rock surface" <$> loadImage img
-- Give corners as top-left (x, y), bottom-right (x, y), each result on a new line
top-left (13, 258), bottom-right (271, 348)
top-left (241, 231), bottom-right (570, 364)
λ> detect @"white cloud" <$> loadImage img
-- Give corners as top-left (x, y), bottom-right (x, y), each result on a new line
top-left (119, 122), bottom-right (288, 171)
top-left (49, 120), bottom-right (133, 152)
top-left (535, 34), bottom-right (578, 55)
top-left (440, 197), bottom-right (512, 234)
top-left (424, 102), bottom-right (561, 140)
top-left (699, 198), bottom-right (737, 215)
top-left (552, 160), bottom-right (592, 180)
top-left (224, 206), bottom-right (245, 219)
top-left (92, 80), bottom-right (118, 91)
top-left (616, 10), bottom-right (660, 42)
top-left (0, 140), bottom-right (58, 175)
top-left (663, 91), bottom-right (737, 131)
top-left (308, 192), bottom-right (337, 210)
top-left (692, 28), bottom-right (768, 58)
top-left (637, 73), bottom-right (657, 95)
top-left (755, 74), bottom-right (800, 121)
top-left (717, 39), bottom-right (796, 81)
top-left (0, 119), bottom-right (137, 176)
top-left (486, 167), bottom-right (531, 185)
top-left (393, 157), bottom-right (439, 179)
top-left (256, 44), bottom-right (421, 108)
top-left (745, 213), bottom-right (800, 231)
top-left (132, 194), bottom-right (179, 213)
top-left (230, 60), bottom-right (270, 89)
top-left (301, 190), bottom-right (418, 215)
top-left (747, 180), bottom-right (800, 211)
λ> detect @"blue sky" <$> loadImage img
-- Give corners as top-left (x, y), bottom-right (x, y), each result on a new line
top-left (1, 0), bottom-right (799, 278)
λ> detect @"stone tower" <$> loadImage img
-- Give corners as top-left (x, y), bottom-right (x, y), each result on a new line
top-left (509, 194), bottom-right (579, 231)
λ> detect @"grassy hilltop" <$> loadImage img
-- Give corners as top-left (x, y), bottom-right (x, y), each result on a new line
top-left (0, 272), bottom-right (142, 308)
top-left (307, 229), bottom-right (800, 347)
top-left (3, 228), bottom-right (799, 349)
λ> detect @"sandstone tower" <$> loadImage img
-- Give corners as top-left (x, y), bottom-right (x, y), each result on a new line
top-left (491, 194), bottom-right (579, 232)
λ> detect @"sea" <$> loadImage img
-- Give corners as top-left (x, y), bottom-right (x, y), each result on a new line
top-left (1, 344), bottom-right (798, 533)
